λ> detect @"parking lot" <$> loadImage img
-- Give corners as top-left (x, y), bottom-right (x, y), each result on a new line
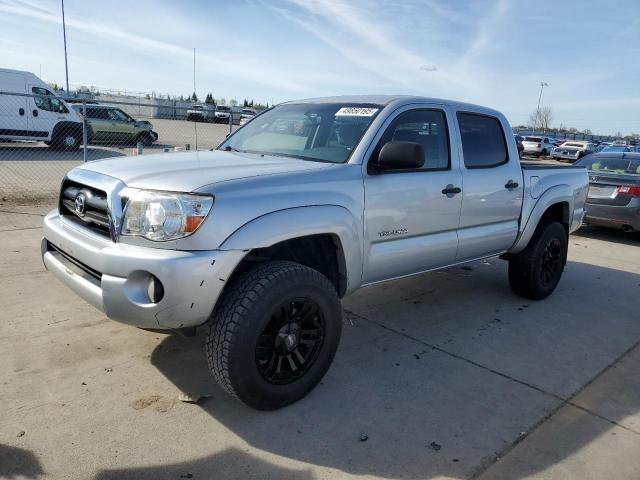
top-left (0, 120), bottom-right (237, 202)
top-left (1, 203), bottom-right (639, 480)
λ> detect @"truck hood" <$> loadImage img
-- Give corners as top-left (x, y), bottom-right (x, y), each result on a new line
top-left (77, 150), bottom-right (334, 191)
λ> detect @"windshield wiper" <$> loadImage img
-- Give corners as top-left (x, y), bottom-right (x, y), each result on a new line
top-left (222, 146), bottom-right (243, 152)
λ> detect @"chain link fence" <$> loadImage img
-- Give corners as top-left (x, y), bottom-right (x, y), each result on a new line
top-left (0, 92), bottom-right (239, 203)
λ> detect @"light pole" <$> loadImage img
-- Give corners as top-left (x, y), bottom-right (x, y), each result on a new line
top-left (193, 48), bottom-right (196, 100)
top-left (61, 0), bottom-right (69, 93)
top-left (536, 81), bottom-right (548, 133)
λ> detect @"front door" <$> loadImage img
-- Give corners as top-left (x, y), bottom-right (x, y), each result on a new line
top-left (362, 107), bottom-right (463, 284)
top-left (28, 86), bottom-right (69, 141)
top-left (454, 112), bottom-right (524, 261)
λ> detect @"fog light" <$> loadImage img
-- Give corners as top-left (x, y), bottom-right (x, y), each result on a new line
top-left (124, 271), bottom-right (165, 305)
top-left (147, 274), bottom-right (164, 303)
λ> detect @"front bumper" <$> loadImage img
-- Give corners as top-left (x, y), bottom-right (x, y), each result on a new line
top-left (583, 200), bottom-right (640, 231)
top-left (42, 210), bottom-right (245, 329)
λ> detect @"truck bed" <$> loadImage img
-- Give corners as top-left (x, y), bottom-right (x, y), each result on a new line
top-left (520, 161), bottom-right (585, 170)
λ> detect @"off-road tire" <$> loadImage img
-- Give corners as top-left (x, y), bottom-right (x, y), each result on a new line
top-left (205, 260), bottom-right (342, 410)
top-left (508, 220), bottom-right (568, 300)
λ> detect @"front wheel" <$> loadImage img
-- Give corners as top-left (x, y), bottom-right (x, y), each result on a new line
top-left (206, 261), bottom-right (342, 410)
top-left (137, 132), bottom-right (154, 147)
top-left (508, 220), bottom-right (568, 300)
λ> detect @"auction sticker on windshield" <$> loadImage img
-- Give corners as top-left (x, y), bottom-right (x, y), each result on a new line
top-left (335, 107), bottom-right (379, 116)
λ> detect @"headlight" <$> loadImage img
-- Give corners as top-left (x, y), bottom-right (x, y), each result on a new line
top-left (121, 190), bottom-right (213, 241)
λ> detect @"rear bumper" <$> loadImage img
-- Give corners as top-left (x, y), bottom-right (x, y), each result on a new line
top-left (552, 152), bottom-right (580, 162)
top-left (584, 201), bottom-right (640, 231)
top-left (42, 210), bottom-right (245, 329)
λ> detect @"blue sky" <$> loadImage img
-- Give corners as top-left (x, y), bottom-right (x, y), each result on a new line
top-left (1, 0), bottom-right (638, 135)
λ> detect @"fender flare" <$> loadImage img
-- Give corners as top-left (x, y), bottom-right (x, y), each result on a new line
top-left (509, 184), bottom-right (572, 254)
top-left (219, 205), bottom-right (363, 294)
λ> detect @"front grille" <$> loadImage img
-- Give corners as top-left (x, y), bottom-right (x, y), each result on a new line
top-left (59, 179), bottom-right (111, 237)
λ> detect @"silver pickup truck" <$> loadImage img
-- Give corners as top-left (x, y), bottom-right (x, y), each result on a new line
top-left (42, 95), bottom-right (588, 409)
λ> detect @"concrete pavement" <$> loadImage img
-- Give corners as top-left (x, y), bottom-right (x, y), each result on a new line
top-left (1, 204), bottom-right (639, 479)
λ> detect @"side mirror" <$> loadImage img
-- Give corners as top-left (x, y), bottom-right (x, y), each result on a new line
top-left (374, 141), bottom-right (425, 172)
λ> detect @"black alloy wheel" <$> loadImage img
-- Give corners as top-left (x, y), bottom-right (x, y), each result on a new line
top-left (255, 299), bottom-right (325, 385)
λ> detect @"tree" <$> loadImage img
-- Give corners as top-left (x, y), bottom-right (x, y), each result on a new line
top-left (230, 99), bottom-right (238, 106)
top-left (582, 128), bottom-right (592, 135)
top-left (528, 106), bottom-right (554, 132)
top-left (243, 99), bottom-right (248, 107)
top-left (191, 92), bottom-right (198, 102)
top-left (205, 93), bottom-right (215, 104)
top-left (250, 99), bottom-right (254, 107)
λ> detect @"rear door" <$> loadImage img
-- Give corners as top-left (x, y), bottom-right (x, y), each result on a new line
top-left (454, 111), bottom-right (524, 261)
top-left (0, 71), bottom-right (29, 139)
top-left (85, 107), bottom-right (111, 143)
top-left (362, 106), bottom-right (463, 284)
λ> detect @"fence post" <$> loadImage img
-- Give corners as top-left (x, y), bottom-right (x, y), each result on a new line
top-left (82, 100), bottom-right (88, 163)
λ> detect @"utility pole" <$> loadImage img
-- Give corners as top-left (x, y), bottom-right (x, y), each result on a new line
top-left (536, 81), bottom-right (548, 133)
top-left (193, 48), bottom-right (196, 100)
top-left (61, 0), bottom-right (70, 93)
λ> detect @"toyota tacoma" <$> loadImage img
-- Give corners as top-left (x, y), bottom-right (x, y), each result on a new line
top-left (42, 96), bottom-right (588, 410)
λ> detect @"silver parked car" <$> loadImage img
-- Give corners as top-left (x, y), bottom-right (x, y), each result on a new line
top-left (552, 141), bottom-right (597, 163)
top-left (576, 152), bottom-right (640, 232)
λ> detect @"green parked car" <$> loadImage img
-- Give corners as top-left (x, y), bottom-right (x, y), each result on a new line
top-left (71, 104), bottom-right (158, 147)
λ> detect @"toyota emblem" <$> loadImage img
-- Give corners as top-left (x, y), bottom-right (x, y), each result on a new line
top-left (74, 193), bottom-right (87, 216)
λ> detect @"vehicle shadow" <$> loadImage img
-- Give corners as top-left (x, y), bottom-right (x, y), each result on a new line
top-left (146, 260), bottom-right (640, 479)
top-left (575, 225), bottom-right (639, 245)
top-left (0, 144), bottom-right (125, 162)
top-left (0, 444), bottom-right (44, 479)
top-left (93, 447), bottom-right (313, 480)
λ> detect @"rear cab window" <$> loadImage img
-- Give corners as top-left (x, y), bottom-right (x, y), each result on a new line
top-left (457, 112), bottom-right (508, 168)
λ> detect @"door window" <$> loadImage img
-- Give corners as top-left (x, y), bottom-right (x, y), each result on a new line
top-left (374, 109), bottom-right (450, 170)
top-left (457, 113), bottom-right (508, 168)
top-left (106, 109), bottom-right (130, 122)
top-left (31, 87), bottom-right (69, 113)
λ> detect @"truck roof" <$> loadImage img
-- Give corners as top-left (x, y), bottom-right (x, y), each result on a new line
top-left (286, 95), bottom-right (502, 116)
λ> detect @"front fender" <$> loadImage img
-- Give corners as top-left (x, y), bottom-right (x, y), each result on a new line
top-left (219, 205), bottom-right (363, 294)
top-left (509, 185), bottom-right (573, 254)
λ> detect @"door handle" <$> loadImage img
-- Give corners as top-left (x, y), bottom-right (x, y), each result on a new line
top-left (441, 185), bottom-right (462, 196)
top-left (32, 110), bottom-right (38, 117)
top-left (505, 180), bottom-right (519, 190)
top-left (19, 108), bottom-right (25, 116)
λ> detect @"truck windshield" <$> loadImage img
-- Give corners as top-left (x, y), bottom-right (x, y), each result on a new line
top-left (220, 103), bottom-right (382, 163)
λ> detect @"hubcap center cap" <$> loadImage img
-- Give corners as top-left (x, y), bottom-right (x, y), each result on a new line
top-left (276, 323), bottom-right (300, 352)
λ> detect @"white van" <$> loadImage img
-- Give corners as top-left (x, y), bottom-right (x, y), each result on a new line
top-left (0, 68), bottom-right (83, 150)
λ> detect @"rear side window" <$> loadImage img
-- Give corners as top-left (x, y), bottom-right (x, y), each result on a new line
top-left (457, 113), bottom-right (508, 168)
top-left (86, 108), bottom-right (109, 120)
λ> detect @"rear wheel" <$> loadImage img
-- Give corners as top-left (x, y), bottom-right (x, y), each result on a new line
top-left (50, 130), bottom-right (81, 151)
top-left (508, 220), bottom-right (568, 300)
top-left (206, 261), bottom-right (342, 410)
